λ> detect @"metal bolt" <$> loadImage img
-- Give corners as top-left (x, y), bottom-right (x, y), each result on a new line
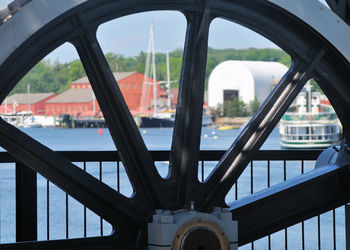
top-left (155, 209), bottom-right (163, 215)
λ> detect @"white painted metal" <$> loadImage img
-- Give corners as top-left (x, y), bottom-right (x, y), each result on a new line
top-left (148, 208), bottom-right (238, 250)
top-left (208, 60), bottom-right (288, 108)
top-left (0, 0), bottom-right (86, 65)
top-left (268, 0), bottom-right (350, 62)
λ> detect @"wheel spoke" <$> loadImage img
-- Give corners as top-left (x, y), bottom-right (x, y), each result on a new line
top-left (201, 49), bottom-right (326, 209)
top-left (0, 118), bottom-right (142, 226)
top-left (72, 16), bottom-right (163, 209)
top-left (169, 9), bottom-right (211, 207)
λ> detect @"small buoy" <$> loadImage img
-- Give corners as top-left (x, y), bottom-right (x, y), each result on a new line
top-left (203, 134), bottom-right (208, 138)
top-left (98, 128), bottom-right (103, 135)
top-left (213, 135), bottom-right (218, 140)
top-left (212, 131), bottom-right (216, 135)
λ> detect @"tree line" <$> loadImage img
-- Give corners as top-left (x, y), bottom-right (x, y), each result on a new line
top-left (13, 47), bottom-right (291, 94)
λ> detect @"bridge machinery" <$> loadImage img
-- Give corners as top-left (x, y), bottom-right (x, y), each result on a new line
top-left (1, 0), bottom-right (350, 249)
top-left (148, 205), bottom-right (237, 249)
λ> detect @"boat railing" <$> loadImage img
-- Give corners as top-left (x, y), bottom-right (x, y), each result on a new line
top-left (282, 112), bottom-right (338, 121)
top-left (0, 149), bottom-right (347, 249)
top-left (280, 133), bottom-right (340, 142)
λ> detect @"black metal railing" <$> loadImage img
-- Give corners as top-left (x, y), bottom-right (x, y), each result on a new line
top-left (1, 149), bottom-right (347, 249)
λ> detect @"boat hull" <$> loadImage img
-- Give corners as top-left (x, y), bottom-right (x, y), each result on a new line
top-left (140, 116), bottom-right (174, 128)
top-left (280, 139), bottom-right (340, 149)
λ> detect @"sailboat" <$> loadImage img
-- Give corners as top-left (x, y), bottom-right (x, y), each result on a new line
top-left (17, 84), bottom-right (42, 128)
top-left (139, 23), bottom-right (175, 128)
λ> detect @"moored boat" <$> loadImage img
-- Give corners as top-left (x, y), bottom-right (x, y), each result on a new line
top-left (279, 84), bottom-right (342, 149)
top-left (139, 113), bottom-right (175, 128)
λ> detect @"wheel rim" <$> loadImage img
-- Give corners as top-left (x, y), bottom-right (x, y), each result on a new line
top-left (1, 0), bottom-right (350, 247)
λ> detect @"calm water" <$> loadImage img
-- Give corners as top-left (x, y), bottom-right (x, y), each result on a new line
top-left (0, 127), bottom-right (346, 249)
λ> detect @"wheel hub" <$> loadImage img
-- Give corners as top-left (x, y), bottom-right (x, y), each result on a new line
top-left (148, 207), bottom-right (237, 250)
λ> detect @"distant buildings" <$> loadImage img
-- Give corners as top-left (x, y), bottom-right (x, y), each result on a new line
top-left (1, 72), bottom-right (167, 117)
top-left (45, 88), bottom-right (99, 116)
top-left (0, 93), bottom-right (56, 115)
top-left (208, 60), bottom-right (288, 108)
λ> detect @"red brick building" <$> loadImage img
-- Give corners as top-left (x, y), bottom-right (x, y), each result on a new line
top-left (0, 93), bottom-right (56, 115)
top-left (46, 72), bottom-right (167, 116)
top-left (45, 88), bottom-right (99, 116)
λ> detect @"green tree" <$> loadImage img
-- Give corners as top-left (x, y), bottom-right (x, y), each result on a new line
top-left (309, 79), bottom-right (323, 94)
top-left (52, 60), bottom-right (70, 93)
top-left (14, 61), bottom-right (56, 93)
top-left (10, 47), bottom-right (293, 95)
top-left (248, 96), bottom-right (260, 115)
top-left (220, 99), bottom-right (247, 118)
top-left (68, 60), bottom-right (85, 83)
top-left (214, 103), bottom-right (223, 118)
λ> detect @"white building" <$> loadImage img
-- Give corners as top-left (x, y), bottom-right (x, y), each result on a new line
top-left (208, 60), bottom-right (289, 108)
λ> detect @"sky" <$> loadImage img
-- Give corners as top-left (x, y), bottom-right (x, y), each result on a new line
top-left (1, 0), bottom-right (330, 63)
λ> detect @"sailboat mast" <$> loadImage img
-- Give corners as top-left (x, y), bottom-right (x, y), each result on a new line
top-left (306, 81), bottom-right (311, 113)
top-left (92, 90), bottom-right (96, 112)
top-left (27, 84), bottom-right (30, 114)
top-left (13, 100), bottom-right (16, 113)
top-left (141, 23), bottom-right (153, 114)
top-left (151, 24), bottom-right (157, 116)
top-left (166, 50), bottom-right (171, 108)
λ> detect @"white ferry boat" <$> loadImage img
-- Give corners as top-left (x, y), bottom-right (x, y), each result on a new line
top-left (279, 84), bottom-right (342, 149)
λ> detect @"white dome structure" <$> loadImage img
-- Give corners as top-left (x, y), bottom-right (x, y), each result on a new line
top-left (208, 60), bottom-right (289, 108)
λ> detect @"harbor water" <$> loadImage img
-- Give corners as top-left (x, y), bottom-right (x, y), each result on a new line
top-left (0, 127), bottom-right (346, 249)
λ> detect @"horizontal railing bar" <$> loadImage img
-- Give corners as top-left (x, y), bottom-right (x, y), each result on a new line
top-left (198, 150), bottom-right (322, 161)
top-left (0, 150), bottom-right (322, 163)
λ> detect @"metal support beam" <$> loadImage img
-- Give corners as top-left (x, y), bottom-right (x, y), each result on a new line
top-left (16, 163), bottom-right (37, 242)
top-left (0, 118), bottom-right (141, 227)
top-left (325, 0), bottom-right (350, 23)
top-left (202, 50), bottom-right (325, 209)
top-left (73, 15), bottom-right (162, 213)
top-left (230, 164), bottom-right (350, 246)
top-left (170, 8), bottom-right (211, 208)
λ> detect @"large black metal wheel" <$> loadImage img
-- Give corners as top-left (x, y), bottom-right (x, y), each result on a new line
top-left (1, 0), bottom-right (350, 248)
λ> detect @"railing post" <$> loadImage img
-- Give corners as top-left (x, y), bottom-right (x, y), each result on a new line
top-left (16, 162), bottom-right (37, 242)
top-left (346, 204), bottom-right (350, 250)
